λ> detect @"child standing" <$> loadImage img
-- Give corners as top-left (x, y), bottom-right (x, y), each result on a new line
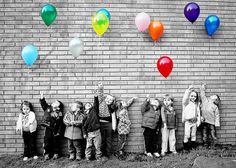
top-left (182, 85), bottom-right (201, 151)
top-left (64, 101), bottom-right (85, 161)
top-left (83, 91), bottom-right (102, 161)
top-left (200, 83), bottom-right (220, 148)
top-left (97, 82), bottom-right (117, 158)
top-left (16, 101), bottom-right (38, 161)
top-left (39, 93), bottom-right (64, 160)
top-left (141, 95), bottom-right (161, 157)
top-left (161, 94), bottom-right (177, 156)
top-left (116, 97), bottom-right (136, 159)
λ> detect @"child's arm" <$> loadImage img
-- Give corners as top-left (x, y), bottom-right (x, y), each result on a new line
top-left (161, 106), bottom-right (167, 128)
top-left (63, 112), bottom-right (72, 126)
top-left (26, 112), bottom-right (36, 127)
top-left (182, 85), bottom-right (193, 107)
top-left (16, 113), bottom-right (22, 133)
top-left (141, 95), bottom-right (150, 115)
top-left (200, 83), bottom-right (208, 103)
top-left (126, 97), bottom-right (136, 109)
top-left (97, 82), bottom-right (105, 103)
top-left (55, 115), bottom-right (63, 136)
top-left (196, 104), bottom-right (201, 127)
top-left (39, 92), bottom-right (50, 111)
top-left (82, 116), bottom-right (88, 138)
top-left (111, 112), bottom-right (116, 131)
top-left (94, 91), bottom-right (99, 115)
top-left (215, 107), bottom-right (220, 127)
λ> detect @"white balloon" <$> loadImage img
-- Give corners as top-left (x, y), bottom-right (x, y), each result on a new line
top-left (69, 37), bottom-right (84, 57)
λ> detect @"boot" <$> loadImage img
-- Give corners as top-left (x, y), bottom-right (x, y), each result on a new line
top-left (69, 153), bottom-right (74, 160)
top-left (183, 142), bottom-right (189, 151)
top-left (191, 141), bottom-right (196, 150)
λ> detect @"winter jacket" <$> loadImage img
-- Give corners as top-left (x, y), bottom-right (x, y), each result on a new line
top-left (83, 96), bottom-right (100, 135)
top-left (16, 111), bottom-right (37, 135)
top-left (63, 110), bottom-right (85, 140)
top-left (161, 106), bottom-right (177, 129)
top-left (200, 86), bottom-right (220, 127)
top-left (141, 99), bottom-right (161, 130)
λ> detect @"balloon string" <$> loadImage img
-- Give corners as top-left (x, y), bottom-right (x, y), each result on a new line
top-left (96, 36), bottom-right (101, 80)
top-left (27, 67), bottom-right (30, 98)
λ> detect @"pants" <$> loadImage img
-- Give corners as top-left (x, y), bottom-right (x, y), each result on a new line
top-left (85, 129), bottom-right (102, 159)
top-left (68, 139), bottom-right (83, 157)
top-left (44, 128), bottom-right (60, 156)
top-left (118, 134), bottom-right (127, 153)
top-left (184, 121), bottom-right (197, 143)
top-left (202, 123), bottom-right (217, 145)
top-left (23, 131), bottom-right (37, 157)
top-left (143, 127), bottom-right (158, 153)
top-left (100, 122), bottom-right (113, 157)
top-left (161, 128), bottom-right (176, 154)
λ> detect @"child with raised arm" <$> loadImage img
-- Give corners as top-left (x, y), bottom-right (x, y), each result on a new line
top-left (16, 101), bottom-right (38, 161)
top-left (83, 90), bottom-right (102, 161)
top-left (200, 83), bottom-right (220, 148)
top-left (97, 82), bottom-right (117, 158)
top-left (161, 94), bottom-right (177, 156)
top-left (182, 85), bottom-right (201, 151)
top-left (64, 101), bottom-right (85, 161)
top-left (39, 92), bottom-right (64, 160)
top-left (116, 97), bottom-right (136, 159)
top-left (141, 95), bottom-right (161, 158)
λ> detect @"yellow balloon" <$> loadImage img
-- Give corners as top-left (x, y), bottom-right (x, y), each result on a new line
top-left (92, 13), bottom-right (109, 36)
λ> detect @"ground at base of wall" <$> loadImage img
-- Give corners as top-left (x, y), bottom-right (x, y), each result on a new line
top-left (0, 145), bottom-right (236, 168)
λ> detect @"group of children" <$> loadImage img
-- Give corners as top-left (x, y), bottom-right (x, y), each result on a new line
top-left (16, 82), bottom-right (221, 161)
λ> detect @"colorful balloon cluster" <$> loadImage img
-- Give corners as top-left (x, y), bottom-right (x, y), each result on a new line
top-left (92, 8), bottom-right (110, 36)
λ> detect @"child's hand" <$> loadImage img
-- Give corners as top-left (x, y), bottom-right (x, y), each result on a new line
top-left (188, 84), bottom-right (194, 90)
top-left (16, 129), bottom-right (21, 133)
top-left (146, 94), bottom-right (150, 102)
top-left (71, 121), bottom-right (75, 125)
top-left (133, 97), bottom-right (138, 100)
top-left (83, 135), bottom-right (87, 139)
top-left (201, 117), bottom-right (205, 122)
top-left (54, 133), bottom-right (60, 137)
top-left (201, 82), bottom-right (206, 89)
top-left (164, 123), bottom-right (167, 129)
top-left (93, 89), bottom-right (98, 96)
top-left (40, 92), bottom-right (44, 99)
top-left (98, 82), bottom-right (103, 88)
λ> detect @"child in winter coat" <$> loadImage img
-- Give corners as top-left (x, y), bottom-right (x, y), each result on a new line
top-left (182, 85), bottom-right (201, 151)
top-left (39, 92), bottom-right (64, 160)
top-left (64, 101), bottom-right (85, 161)
top-left (16, 101), bottom-right (38, 161)
top-left (200, 83), bottom-right (220, 148)
top-left (161, 94), bottom-right (177, 156)
top-left (141, 95), bottom-right (161, 158)
top-left (97, 82), bottom-right (117, 158)
top-left (83, 90), bottom-right (102, 161)
top-left (116, 97), bottom-right (136, 159)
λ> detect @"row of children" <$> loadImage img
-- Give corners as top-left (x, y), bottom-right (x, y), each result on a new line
top-left (16, 82), bottom-right (220, 161)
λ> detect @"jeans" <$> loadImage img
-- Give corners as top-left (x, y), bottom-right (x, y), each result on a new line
top-left (23, 131), bottom-right (37, 157)
top-left (100, 122), bottom-right (113, 157)
top-left (184, 121), bottom-right (197, 143)
top-left (85, 129), bottom-right (102, 159)
top-left (143, 127), bottom-right (158, 153)
top-left (161, 128), bottom-right (176, 154)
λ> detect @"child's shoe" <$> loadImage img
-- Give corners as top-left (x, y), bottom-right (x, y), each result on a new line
top-left (44, 154), bottom-right (50, 160)
top-left (96, 157), bottom-right (102, 161)
top-left (23, 157), bottom-right (28, 161)
top-left (76, 155), bottom-right (81, 161)
top-left (52, 154), bottom-right (58, 160)
top-left (153, 152), bottom-right (160, 158)
top-left (161, 152), bottom-right (165, 157)
top-left (33, 156), bottom-right (38, 160)
top-left (172, 151), bottom-right (178, 155)
top-left (69, 153), bottom-right (74, 160)
top-left (146, 152), bottom-right (153, 157)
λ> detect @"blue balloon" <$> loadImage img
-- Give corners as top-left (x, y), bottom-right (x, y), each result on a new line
top-left (205, 15), bottom-right (220, 36)
top-left (21, 45), bottom-right (38, 67)
top-left (96, 8), bottom-right (111, 21)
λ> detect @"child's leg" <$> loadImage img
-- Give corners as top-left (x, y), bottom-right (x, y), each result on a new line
top-left (100, 122), bottom-right (112, 157)
top-left (23, 131), bottom-right (30, 157)
top-left (161, 127), bottom-right (169, 154)
top-left (118, 134), bottom-right (127, 154)
top-left (68, 139), bottom-right (75, 156)
top-left (210, 124), bottom-right (217, 140)
top-left (202, 123), bottom-right (209, 146)
top-left (28, 131), bottom-right (37, 157)
top-left (150, 129), bottom-right (158, 154)
top-left (100, 122), bottom-right (107, 156)
top-left (44, 128), bottom-right (53, 156)
top-left (53, 135), bottom-right (60, 155)
top-left (190, 124), bottom-right (197, 142)
top-left (169, 129), bottom-right (176, 153)
top-left (73, 139), bottom-right (83, 160)
top-left (143, 128), bottom-right (153, 153)
top-left (184, 122), bottom-right (191, 143)
top-left (93, 130), bottom-right (102, 159)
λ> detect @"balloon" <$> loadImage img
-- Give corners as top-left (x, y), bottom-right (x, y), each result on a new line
top-left (92, 12), bottom-right (109, 36)
top-left (135, 12), bottom-right (150, 32)
top-left (148, 21), bottom-right (164, 42)
top-left (97, 8), bottom-right (111, 21)
top-left (69, 37), bottom-right (84, 58)
top-left (184, 2), bottom-right (200, 23)
top-left (21, 45), bottom-right (38, 67)
top-left (157, 56), bottom-right (173, 78)
top-left (205, 15), bottom-right (220, 36)
top-left (40, 4), bottom-right (57, 26)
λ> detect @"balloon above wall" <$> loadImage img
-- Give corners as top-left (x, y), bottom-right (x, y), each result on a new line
top-left (156, 56), bottom-right (173, 78)
top-left (92, 12), bottom-right (109, 36)
top-left (135, 12), bottom-right (150, 32)
top-left (69, 37), bottom-right (84, 58)
top-left (205, 15), bottom-right (220, 36)
top-left (40, 4), bottom-right (57, 26)
top-left (148, 21), bottom-right (164, 42)
top-left (184, 2), bottom-right (200, 23)
top-left (21, 45), bottom-right (38, 67)
top-left (96, 8), bottom-right (111, 21)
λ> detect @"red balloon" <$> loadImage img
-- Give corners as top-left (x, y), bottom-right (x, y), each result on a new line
top-left (157, 56), bottom-right (173, 78)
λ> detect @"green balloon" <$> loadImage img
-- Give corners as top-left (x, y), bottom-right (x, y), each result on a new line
top-left (40, 4), bottom-right (57, 26)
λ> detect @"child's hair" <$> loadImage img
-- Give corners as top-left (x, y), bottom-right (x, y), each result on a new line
top-left (190, 90), bottom-right (199, 103)
top-left (116, 100), bottom-right (122, 110)
top-left (214, 94), bottom-right (221, 106)
top-left (20, 101), bottom-right (33, 112)
top-left (74, 101), bottom-right (83, 111)
top-left (163, 94), bottom-right (174, 102)
top-left (56, 100), bottom-right (64, 112)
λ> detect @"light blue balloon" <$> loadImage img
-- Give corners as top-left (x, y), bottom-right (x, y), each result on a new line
top-left (96, 8), bottom-right (111, 21)
top-left (205, 15), bottom-right (220, 36)
top-left (21, 45), bottom-right (38, 67)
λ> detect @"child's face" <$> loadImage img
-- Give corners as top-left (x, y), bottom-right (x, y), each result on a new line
top-left (190, 92), bottom-right (197, 102)
top-left (150, 99), bottom-right (160, 108)
top-left (52, 101), bottom-right (60, 112)
top-left (163, 97), bottom-right (173, 107)
top-left (22, 105), bottom-right (30, 114)
top-left (85, 103), bottom-right (92, 111)
top-left (70, 103), bottom-right (78, 112)
top-left (105, 95), bottom-right (114, 105)
top-left (210, 95), bottom-right (219, 105)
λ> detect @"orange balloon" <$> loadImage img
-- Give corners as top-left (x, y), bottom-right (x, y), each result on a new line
top-left (148, 21), bottom-right (164, 42)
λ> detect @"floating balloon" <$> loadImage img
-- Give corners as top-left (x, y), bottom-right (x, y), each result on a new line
top-left (157, 56), bottom-right (173, 78)
top-left (69, 37), bottom-right (84, 58)
top-left (135, 12), bottom-right (150, 32)
top-left (97, 8), bottom-right (111, 21)
top-left (92, 12), bottom-right (109, 36)
top-left (40, 4), bottom-right (57, 26)
top-left (148, 21), bottom-right (164, 42)
top-left (22, 45), bottom-right (38, 67)
top-left (205, 15), bottom-right (220, 36)
top-left (184, 2), bottom-right (200, 23)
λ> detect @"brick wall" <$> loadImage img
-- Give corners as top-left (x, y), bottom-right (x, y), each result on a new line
top-left (0, 0), bottom-right (236, 154)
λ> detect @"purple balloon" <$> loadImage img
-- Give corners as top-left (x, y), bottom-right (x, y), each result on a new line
top-left (184, 2), bottom-right (200, 23)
